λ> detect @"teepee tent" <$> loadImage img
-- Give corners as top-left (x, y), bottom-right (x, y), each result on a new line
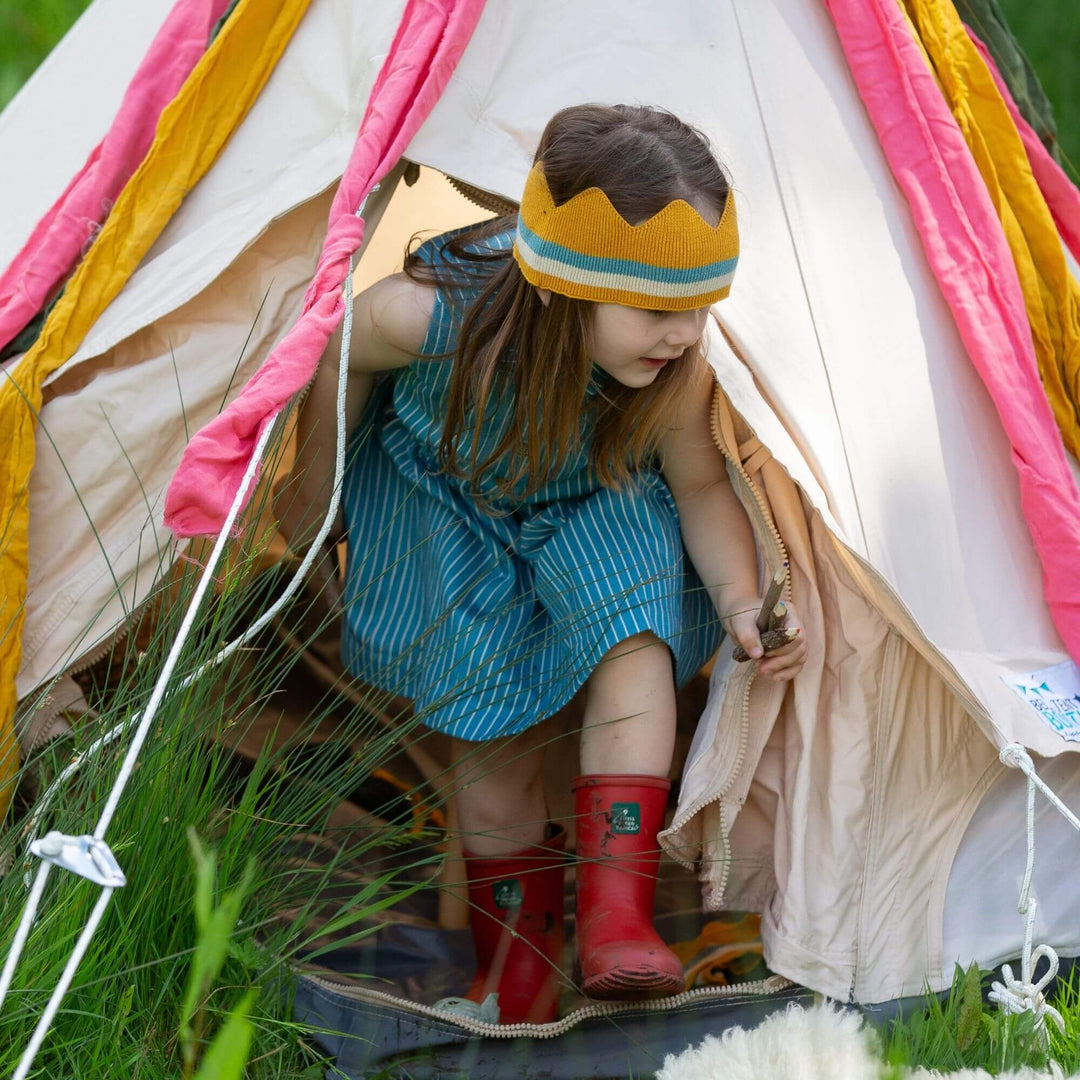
top-left (3, 0), bottom-right (1080, 1038)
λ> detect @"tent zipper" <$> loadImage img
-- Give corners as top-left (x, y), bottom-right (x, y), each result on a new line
top-left (704, 373), bottom-right (998, 732)
top-left (708, 389), bottom-right (790, 582)
top-left (699, 670), bottom-right (754, 904)
top-left (56, 618), bottom-right (137, 681)
top-left (693, 377), bottom-right (996, 966)
top-left (299, 972), bottom-right (796, 1039)
top-left (663, 387), bottom-right (791, 903)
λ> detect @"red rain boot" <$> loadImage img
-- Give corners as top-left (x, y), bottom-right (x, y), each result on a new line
top-left (572, 774), bottom-right (684, 997)
top-left (463, 827), bottom-right (566, 1024)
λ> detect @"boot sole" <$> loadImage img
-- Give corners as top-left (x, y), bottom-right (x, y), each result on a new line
top-left (583, 965), bottom-right (684, 999)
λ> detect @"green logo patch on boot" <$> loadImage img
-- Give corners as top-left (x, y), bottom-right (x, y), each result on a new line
top-left (492, 878), bottom-right (523, 909)
top-left (610, 802), bottom-right (641, 834)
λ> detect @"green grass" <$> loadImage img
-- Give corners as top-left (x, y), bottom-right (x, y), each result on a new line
top-left (997, 0), bottom-right (1080, 180)
top-left (0, 449), bottom-right (447, 1076)
top-left (0, 0), bottom-right (93, 111)
top-left (879, 963), bottom-right (1080, 1076)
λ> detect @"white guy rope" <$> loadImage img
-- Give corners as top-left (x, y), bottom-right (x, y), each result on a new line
top-left (12, 888), bottom-right (115, 1080)
top-left (1000, 743), bottom-right (1080, 832)
top-left (988, 743), bottom-right (1078, 1040)
top-left (3, 201), bottom-right (367, 1073)
top-left (8, 417), bottom-right (275, 1074)
top-left (1, 415), bottom-right (275, 1006)
top-left (0, 863), bottom-right (52, 1005)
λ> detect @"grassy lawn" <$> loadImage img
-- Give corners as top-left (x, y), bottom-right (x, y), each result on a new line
top-left (882, 964), bottom-right (1080, 1076)
top-left (997, 0), bottom-right (1080, 179)
top-left (0, 537), bottom-right (425, 1077)
top-left (0, 0), bottom-right (93, 111)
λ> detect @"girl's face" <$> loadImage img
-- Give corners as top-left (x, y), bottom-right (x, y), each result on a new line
top-left (588, 303), bottom-right (711, 388)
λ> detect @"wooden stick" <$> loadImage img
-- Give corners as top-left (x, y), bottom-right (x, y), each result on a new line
top-left (755, 567), bottom-right (787, 635)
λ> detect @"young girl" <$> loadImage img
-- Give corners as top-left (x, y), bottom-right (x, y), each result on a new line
top-left (280, 104), bottom-right (807, 1024)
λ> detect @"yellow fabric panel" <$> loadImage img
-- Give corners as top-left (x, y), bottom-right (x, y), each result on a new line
top-left (907, 0), bottom-right (1080, 459)
top-left (0, 0), bottom-right (313, 818)
top-left (896, 0), bottom-right (941, 89)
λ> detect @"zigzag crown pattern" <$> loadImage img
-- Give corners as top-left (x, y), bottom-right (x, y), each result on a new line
top-left (512, 163), bottom-right (739, 311)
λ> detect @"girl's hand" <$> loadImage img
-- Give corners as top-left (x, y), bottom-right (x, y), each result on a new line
top-left (723, 598), bottom-right (808, 682)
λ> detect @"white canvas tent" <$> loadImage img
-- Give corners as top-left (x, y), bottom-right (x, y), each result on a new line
top-left (3, 0), bottom-right (1079, 1007)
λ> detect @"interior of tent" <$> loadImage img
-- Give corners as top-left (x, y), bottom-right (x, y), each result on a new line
top-left (2, 0), bottom-right (1080, 1076)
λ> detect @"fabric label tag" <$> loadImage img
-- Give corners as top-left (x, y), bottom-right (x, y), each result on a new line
top-left (492, 878), bottom-right (523, 909)
top-left (611, 802), bottom-right (641, 835)
top-left (1002, 660), bottom-right (1080, 743)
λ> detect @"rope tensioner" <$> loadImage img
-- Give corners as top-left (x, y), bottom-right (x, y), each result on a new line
top-left (990, 743), bottom-right (1079, 1044)
top-left (988, 944), bottom-right (1066, 1037)
top-left (30, 833), bottom-right (126, 888)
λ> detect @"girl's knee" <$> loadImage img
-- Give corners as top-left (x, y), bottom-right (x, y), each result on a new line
top-left (589, 632), bottom-right (676, 700)
top-left (600, 630), bottom-right (665, 662)
top-left (454, 740), bottom-right (547, 836)
top-left (452, 733), bottom-right (545, 789)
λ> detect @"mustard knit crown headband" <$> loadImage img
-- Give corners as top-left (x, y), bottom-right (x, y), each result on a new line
top-left (512, 163), bottom-right (739, 311)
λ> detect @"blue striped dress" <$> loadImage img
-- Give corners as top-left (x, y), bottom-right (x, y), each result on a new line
top-left (340, 227), bottom-right (723, 742)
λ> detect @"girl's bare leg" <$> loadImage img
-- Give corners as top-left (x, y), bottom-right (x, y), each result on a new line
top-left (574, 631), bottom-right (683, 996)
top-left (450, 723), bottom-right (548, 856)
top-left (450, 629), bottom-right (675, 855)
top-left (579, 631), bottom-right (676, 777)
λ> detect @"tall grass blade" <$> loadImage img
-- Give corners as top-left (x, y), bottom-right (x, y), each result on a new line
top-left (191, 989), bottom-right (256, 1080)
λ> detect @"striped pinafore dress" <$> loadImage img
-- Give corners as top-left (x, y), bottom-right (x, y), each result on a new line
top-left (340, 227), bottom-right (723, 741)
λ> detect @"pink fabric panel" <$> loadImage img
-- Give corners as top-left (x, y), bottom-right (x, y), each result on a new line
top-left (823, 0), bottom-right (1080, 661)
top-left (164, 0), bottom-right (486, 536)
top-left (0, 0), bottom-right (232, 354)
top-left (965, 26), bottom-right (1080, 264)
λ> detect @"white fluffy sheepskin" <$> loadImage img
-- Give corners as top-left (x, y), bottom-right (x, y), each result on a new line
top-left (655, 1004), bottom-right (1075, 1080)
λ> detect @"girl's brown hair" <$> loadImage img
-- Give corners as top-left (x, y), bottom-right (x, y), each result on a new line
top-left (404, 104), bottom-right (731, 504)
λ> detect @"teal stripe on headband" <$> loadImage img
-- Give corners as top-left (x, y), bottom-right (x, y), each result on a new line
top-left (516, 218), bottom-right (738, 284)
top-left (515, 223), bottom-right (736, 300)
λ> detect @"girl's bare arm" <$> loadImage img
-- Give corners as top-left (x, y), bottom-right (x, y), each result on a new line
top-left (660, 364), bottom-right (806, 679)
top-left (276, 273), bottom-right (435, 548)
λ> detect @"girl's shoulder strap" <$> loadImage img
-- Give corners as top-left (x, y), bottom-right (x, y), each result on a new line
top-left (411, 223), bottom-right (514, 277)
top-left (409, 222), bottom-right (515, 356)
top-left (410, 223), bottom-right (476, 267)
